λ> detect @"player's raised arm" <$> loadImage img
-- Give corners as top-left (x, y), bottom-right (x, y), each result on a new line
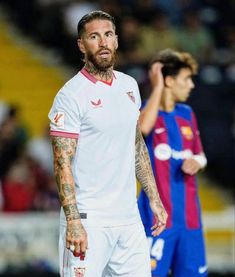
top-left (135, 123), bottom-right (168, 236)
top-left (139, 62), bottom-right (164, 136)
top-left (51, 136), bottom-right (88, 256)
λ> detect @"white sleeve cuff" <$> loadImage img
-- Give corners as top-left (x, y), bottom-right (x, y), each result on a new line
top-left (193, 154), bottom-right (207, 169)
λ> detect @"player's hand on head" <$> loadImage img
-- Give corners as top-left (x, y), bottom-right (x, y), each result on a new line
top-left (149, 200), bottom-right (168, 237)
top-left (182, 158), bottom-right (201, 175)
top-left (66, 219), bottom-right (88, 258)
top-left (149, 62), bottom-right (164, 90)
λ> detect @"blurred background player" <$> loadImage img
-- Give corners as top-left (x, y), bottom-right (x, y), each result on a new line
top-left (138, 49), bottom-right (208, 277)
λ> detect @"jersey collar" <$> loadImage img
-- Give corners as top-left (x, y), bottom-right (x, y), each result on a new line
top-left (80, 68), bottom-right (116, 86)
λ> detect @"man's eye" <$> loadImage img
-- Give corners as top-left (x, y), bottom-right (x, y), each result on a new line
top-left (106, 32), bottom-right (113, 37)
top-left (90, 35), bottom-right (97, 40)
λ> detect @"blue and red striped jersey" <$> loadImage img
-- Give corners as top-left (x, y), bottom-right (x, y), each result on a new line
top-left (138, 103), bottom-right (204, 230)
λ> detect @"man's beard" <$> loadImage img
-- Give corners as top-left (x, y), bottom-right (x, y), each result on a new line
top-left (87, 48), bottom-right (116, 71)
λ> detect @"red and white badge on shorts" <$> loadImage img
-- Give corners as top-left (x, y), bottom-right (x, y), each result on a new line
top-left (74, 267), bottom-right (86, 277)
top-left (53, 111), bottom-right (65, 129)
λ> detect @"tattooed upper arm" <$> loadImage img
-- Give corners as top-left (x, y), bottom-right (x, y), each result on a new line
top-left (51, 136), bottom-right (77, 166)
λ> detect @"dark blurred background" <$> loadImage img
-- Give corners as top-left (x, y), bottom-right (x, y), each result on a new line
top-left (0, 0), bottom-right (234, 276)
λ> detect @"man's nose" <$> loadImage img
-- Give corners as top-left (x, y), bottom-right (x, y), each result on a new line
top-left (99, 36), bottom-right (107, 47)
top-left (190, 79), bottom-right (195, 89)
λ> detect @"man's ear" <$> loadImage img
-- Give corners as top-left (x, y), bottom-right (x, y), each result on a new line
top-left (115, 35), bottom-right (118, 50)
top-left (77, 39), bottom-right (85, 54)
top-left (165, 76), bottom-right (174, 88)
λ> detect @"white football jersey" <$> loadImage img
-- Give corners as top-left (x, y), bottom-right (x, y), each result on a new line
top-left (49, 68), bottom-right (141, 226)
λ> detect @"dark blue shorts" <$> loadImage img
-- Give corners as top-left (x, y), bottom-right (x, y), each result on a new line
top-left (147, 227), bottom-right (208, 277)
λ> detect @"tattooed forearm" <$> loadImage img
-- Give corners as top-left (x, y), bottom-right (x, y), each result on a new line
top-left (64, 203), bottom-right (81, 221)
top-left (55, 180), bottom-right (75, 203)
top-left (52, 136), bottom-right (80, 221)
top-left (135, 124), bottom-right (161, 204)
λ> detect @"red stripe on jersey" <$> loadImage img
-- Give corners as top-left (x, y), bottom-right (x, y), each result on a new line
top-left (184, 174), bottom-right (200, 229)
top-left (191, 111), bottom-right (203, 154)
top-left (176, 115), bottom-right (200, 229)
top-left (50, 130), bottom-right (79, 139)
top-left (100, 78), bottom-right (113, 86)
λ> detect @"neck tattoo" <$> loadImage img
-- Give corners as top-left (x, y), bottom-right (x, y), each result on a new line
top-left (84, 63), bottom-right (113, 82)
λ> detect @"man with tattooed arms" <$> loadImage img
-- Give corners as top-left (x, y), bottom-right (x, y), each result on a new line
top-left (48, 11), bottom-right (167, 277)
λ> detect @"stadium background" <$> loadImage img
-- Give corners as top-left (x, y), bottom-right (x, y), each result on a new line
top-left (0, 0), bottom-right (234, 276)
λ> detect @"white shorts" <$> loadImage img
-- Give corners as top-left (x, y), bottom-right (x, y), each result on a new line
top-left (59, 221), bottom-right (151, 277)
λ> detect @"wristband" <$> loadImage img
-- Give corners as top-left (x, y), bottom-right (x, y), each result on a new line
top-left (193, 154), bottom-right (207, 168)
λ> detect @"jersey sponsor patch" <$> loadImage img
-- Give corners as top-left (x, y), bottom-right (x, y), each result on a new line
top-left (154, 143), bottom-right (193, 161)
top-left (52, 111), bottom-right (65, 129)
top-left (154, 143), bottom-right (172, 161)
top-left (180, 126), bottom-right (193, 140)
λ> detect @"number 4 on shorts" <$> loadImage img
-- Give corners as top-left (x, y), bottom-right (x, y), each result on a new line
top-left (148, 237), bottom-right (165, 261)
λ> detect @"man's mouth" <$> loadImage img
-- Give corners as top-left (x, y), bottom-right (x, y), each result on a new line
top-left (98, 50), bottom-right (111, 58)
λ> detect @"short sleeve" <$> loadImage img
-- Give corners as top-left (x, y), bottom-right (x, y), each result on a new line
top-left (133, 79), bottom-right (142, 110)
top-left (48, 90), bottom-right (81, 139)
top-left (191, 110), bottom-right (203, 154)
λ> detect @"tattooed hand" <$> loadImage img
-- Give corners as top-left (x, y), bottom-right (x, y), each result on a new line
top-left (149, 200), bottom-right (168, 237)
top-left (66, 219), bottom-right (88, 257)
